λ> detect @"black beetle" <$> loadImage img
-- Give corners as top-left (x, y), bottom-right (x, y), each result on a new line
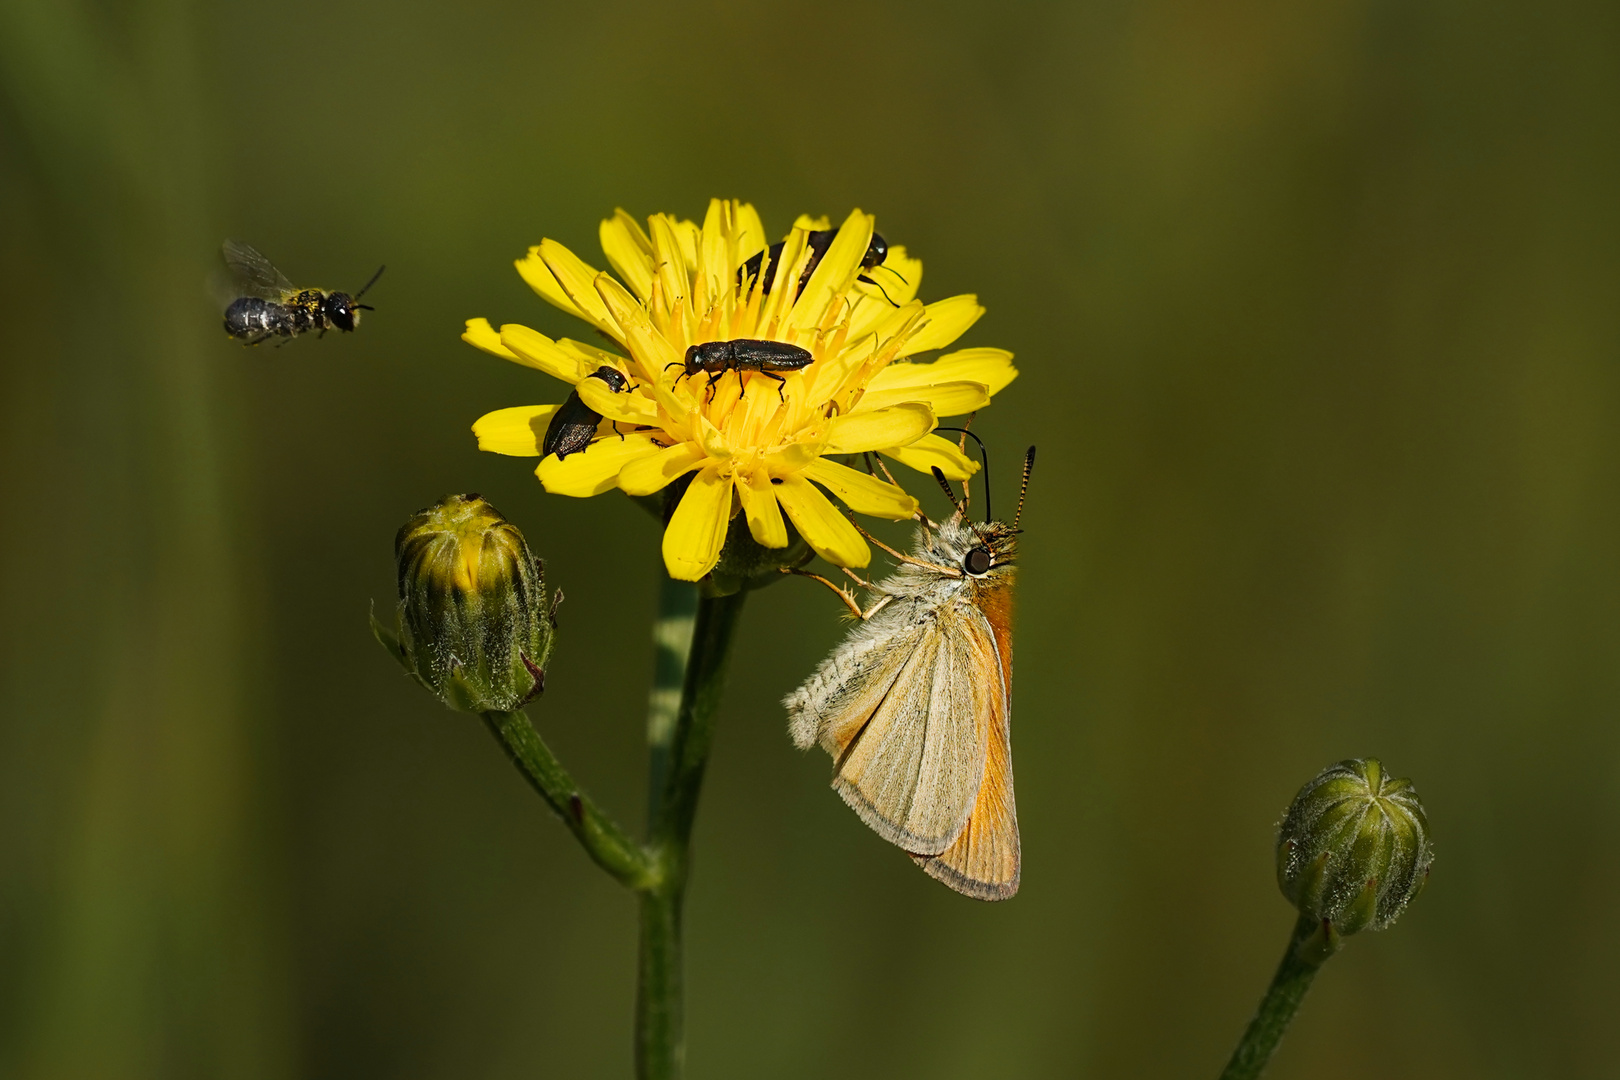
top-left (669, 339), bottom-right (814, 403)
top-left (543, 366), bottom-right (632, 459)
top-left (738, 230), bottom-right (895, 303)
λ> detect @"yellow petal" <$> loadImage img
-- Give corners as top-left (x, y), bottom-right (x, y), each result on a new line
top-left (575, 376), bottom-right (661, 426)
top-left (735, 203), bottom-right (767, 264)
top-left (557, 337), bottom-right (632, 372)
top-left (879, 433), bottom-right (980, 481)
top-left (868, 347), bottom-right (1018, 396)
top-left (898, 294), bottom-right (984, 357)
top-left (536, 433), bottom-right (662, 496)
top-left (736, 467), bottom-right (789, 548)
top-left (788, 208), bottom-right (872, 332)
top-left (595, 273), bottom-right (686, 390)
top-left (618, 440), bottom-right (707, 496)
top-left (802, 458), bottom-right (920, 520)
top-left (762, 440), bottom-right (822, 476)
top-left (472, 404), bottom-right (561, 456)
top-left (650, 214), bottom-right (693, 309)
top-left (663, 465), bottom-right (732, 581)
top-left (856, 380), bottom-right (990, 417)
top-left (539, 239), bottom-right (619, 339)
top-left (696, 198), bottom-right (731, 309)
top-left (515, 246), bottom-right (578, 317)
top-left (463, 317), bottom-right (520, 361)
top-left (500, 324), bottom-right (591, 384)
top-left (600, 210), bottom-right (656, 302)
top-left (824, 402), bottom-right (935, 454)
top-left (773, 475), bottom-right (869, 568)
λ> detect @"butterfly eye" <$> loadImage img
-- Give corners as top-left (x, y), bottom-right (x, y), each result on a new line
top-left (964, 547), bottom-right (992, 576)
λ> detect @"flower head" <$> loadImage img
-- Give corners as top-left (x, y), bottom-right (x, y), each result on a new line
top-left (1276, 758), bottom-right (1433, 949)
top-left (467, 200), bottom-right (1018, 582)
top-left (374, 493), bottom-right (556, 713)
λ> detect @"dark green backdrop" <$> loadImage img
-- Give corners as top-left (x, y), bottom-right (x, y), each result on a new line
top-left (3, 0), bottom-right (1617, 1076)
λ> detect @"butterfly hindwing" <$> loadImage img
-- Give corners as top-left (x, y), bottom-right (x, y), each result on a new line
top-left (912, 591), bottom-right (1019, 899)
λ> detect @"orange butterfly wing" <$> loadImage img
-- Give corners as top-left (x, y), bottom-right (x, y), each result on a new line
top-left (910, 578), bottom-right (1020, 899)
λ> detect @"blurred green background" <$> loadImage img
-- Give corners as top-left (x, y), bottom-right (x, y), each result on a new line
top-left (3, 0), bottom-right (1618, 1076)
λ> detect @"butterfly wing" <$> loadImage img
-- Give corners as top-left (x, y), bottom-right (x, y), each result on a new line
top-left (826, 605), bottom-right (994, 856)
top-left (910, 594), bottom-right (1019, 900)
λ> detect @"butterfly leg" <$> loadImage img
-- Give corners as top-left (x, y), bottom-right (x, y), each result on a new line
top-left (784, 568), bottom-right (864, 620)
top-left (848, 519), bottom-right (961, 577)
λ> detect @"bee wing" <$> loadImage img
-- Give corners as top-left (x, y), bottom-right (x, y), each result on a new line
top-left (221, 239), bottom-right (296, 300)
top-left (909, 603), bottom-right (1019, 899)
top-left (826, 608), bottom-right (995, 856)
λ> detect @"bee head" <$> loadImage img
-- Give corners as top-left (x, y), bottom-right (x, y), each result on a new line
top-left (325, 292), bottom-right (360, 331)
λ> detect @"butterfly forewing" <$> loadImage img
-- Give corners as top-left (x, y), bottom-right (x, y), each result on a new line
top-left (831, 621), bottom-right (988, 855)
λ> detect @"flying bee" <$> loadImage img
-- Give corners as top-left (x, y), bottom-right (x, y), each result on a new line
top-left (667, 339), bottom-right (814, 403)
top-left (220, 240), bottom-right (385, 345)
top-left (738, 230), bottom-right (901, 304)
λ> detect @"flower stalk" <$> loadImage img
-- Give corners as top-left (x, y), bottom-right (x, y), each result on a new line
top-left (1217, 914), bottom-right (1327, 1080)
top-left (638, 589), bottom-right (747, 1080)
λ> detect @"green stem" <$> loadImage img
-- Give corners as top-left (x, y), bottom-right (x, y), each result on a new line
top-left (480, 710), bottom-right (654, 891)
top-left (1218, 915), bottom-right (1330, 1080)
top-left (637, 589), bottom-right (747, 1080)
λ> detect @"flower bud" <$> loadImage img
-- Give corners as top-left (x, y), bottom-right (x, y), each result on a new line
top-left (373, 494), bottom-right (556, 713)
top-left (1276, 758), bottom-right (1432, 949)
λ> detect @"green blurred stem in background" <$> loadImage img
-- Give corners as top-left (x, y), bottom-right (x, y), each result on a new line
top-left (481, 581), bottom-right (740, 1080)
top-left (1217, 914), bottom-right (1327, 1080)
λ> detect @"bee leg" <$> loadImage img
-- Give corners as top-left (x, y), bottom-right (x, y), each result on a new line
top-left (318, 329), bottom-right (327, 339)
top-left (785, 568), bottom-right (865, 620)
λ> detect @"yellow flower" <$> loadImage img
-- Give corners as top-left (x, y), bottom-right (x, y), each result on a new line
top-left (466, 200), bottom-right (1018, 582)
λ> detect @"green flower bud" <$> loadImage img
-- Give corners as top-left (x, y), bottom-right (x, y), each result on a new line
top-left (372, 494), bottom-right (557, 713)
top-left (1276, 759), bottom-right (1433, 950)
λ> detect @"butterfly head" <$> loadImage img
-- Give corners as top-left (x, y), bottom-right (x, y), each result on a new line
top-left (924, 512), bottom-right (1019, 581)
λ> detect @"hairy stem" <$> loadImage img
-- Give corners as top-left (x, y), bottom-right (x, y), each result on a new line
top-left (637, 589), bottom-right (747, 1080)
top-left (480, 710), bottom-right (653, 890)
top-left (1218, 914), bottom-right (1329, 1080)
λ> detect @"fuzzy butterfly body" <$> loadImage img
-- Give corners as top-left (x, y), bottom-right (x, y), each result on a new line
top-left (784, 510), bottom-right (1021, 900)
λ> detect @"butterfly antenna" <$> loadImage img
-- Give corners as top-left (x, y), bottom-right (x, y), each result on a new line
top-left (930, 467), bottom-right (963, 516)
top-left (1012, 446), bottom-right (1037, 530)
top-left (935, 426), bottom-right (991, 523)
top-left (355, 264), bottom-right (387, 301)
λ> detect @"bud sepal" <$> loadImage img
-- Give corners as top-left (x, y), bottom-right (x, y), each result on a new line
top-left (378, 493), bottom-right (558, 713)
top-left (1275, 758), bottom-right (1433, 947)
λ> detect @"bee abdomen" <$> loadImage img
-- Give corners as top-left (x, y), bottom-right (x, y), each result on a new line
top-left (224, 297), bottom-right (283, 339)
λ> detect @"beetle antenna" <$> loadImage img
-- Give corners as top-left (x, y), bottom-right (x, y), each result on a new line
top-left (355, 264), bottom-right (387, 300)
top-left (878, 263), bottom-right (909, 285)
top-left (930, 467), bottom-right (963, 516)
top-left (858, 274), bottom-right (900, 306)
top-left (1012, 446), bottom-right (1036, 530)
top-left (934, 426), bottom-right (991, 523)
